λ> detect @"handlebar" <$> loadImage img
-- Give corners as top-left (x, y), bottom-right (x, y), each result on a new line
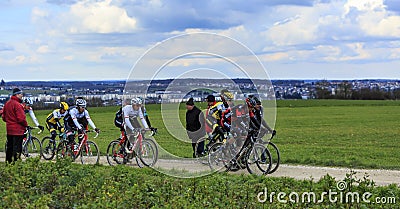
top-left (26, 126), bottom-right (43, 134)
top-left (77, 129), bottom-right (100, 139)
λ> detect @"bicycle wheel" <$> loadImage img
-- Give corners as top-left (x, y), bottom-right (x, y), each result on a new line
top-left (106, 140), bottom-right (126, 166)
top-left (246, 143), bottom-right (272, 175)
top-left (80, 140), bottom-right (99, 164)
top-left (138, 139), bottom-right (158, 167)
top-left (22, 137), bottom-right (42, 159)
top-left (208, 142), bottom-right (228, 172)
top-left (266, 142), bottom-right (280, 174)
top-left (56, 141), bottom-right (75, 161)
top-left (41, 136), bottom-right (57, 160)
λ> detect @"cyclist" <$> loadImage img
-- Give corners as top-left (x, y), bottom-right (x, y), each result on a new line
top-left (205, 93), bottom-right (226, 145)
top-left (64, 98), bottom-right (100, 148)
top-left (122, 97), bottom-right (149, 152)
top-left (219, 89), bottom-right (235, 133)
top-left (136, 97), bottom-right (156, 133)
top-left (22, 98), bottom-right (44, 131)
top-left (248, 95), bottom-right (275, 137)
top-left (45, 102), bottom-right (69, 143)
top-left (229, 96), bottom-right (262, 165)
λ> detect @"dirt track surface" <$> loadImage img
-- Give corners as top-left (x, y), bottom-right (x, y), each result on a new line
top-left (1, 152), bottom-right (399, 186)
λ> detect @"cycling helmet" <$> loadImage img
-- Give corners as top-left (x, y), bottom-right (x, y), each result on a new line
top-left (60, 102), bottom-right (69, 111)
top-left (24, 98), bottom-right (34, 106)
top-left (66, 97), bottom-right (75, 106)
top-left (137, 97), bottom-right (143, 105)
top-left (76, 98), bottom-right (87, 108)
top-left (206, 95), bottom-right (215, 102)
top-left (131, 98), bottom-right (141, 105)
top-left (246, 97), bottom-right (257, 108)
top-left (220, 89), bottom-right (234, 100)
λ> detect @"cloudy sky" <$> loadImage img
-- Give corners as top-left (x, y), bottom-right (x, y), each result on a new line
top-left (1, 0), bottom-right (400, 81)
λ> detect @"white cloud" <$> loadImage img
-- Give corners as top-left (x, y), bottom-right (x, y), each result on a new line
top-left (67, 0), bottom-right (137, 33)
top-left (36, 45), bottom-right (49, 53)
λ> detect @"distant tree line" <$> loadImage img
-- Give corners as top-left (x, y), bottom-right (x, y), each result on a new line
top-left (315, 81), bottom-right (400, 100)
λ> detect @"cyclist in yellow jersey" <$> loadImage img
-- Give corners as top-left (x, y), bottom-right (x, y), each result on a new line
top-left (45, 102), bottom-right (69, 142)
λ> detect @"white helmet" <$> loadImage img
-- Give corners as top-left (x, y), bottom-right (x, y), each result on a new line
top-left (23, 98), bottom-right (34, 106)
top-left (76, 98), bottom-right (87, 108)
top-left (131, 98), bottom-right (141, 105)
top-left (137, 97), bottom-right (143, 105)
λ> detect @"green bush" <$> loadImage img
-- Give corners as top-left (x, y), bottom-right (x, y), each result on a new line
top-left (0, 159), bottom-right (398, 208)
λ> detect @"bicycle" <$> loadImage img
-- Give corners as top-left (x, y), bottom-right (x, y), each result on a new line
top-left (194, 131), bottom-right (227, 164)
top-left (20, 126), bottom-right (43, 159)
top-left (208, 130), bottom-right (272, 175)
top-left (56, 129), bottom-right (100, 164)
top-left (257, 130), bottom-right (280, 174)
top-left (106, 128), bottom-right (158, 167)
top-left (41, 131), bottom-right (66, 160)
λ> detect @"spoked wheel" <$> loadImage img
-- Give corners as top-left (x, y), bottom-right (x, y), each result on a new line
top-left (246, 143), bottom-right (272, 175)
top-left (208, 142), bottom-right (229, 172)
top-left (22, 137), bottom-right (42, 159)
top-left (138, 139), bottom-right (158, 167)
top-left (56, 142), bottom-right (75, 161)
top-left (266, 142), bottom-right (280, 174)
top-left (106, 140), bottom-right (126, 166)
top-left (41, 136), bottom-right (57, 160)
top-left (80, 140), bottom-right (100, 164)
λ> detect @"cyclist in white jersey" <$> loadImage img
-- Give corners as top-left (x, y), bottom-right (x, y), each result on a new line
top-left (64, 98), bottom-right (100, 145)
top-left (122, 98), bottom-right (149, 147)
top-left (22, 98), bottom-right (44, 131)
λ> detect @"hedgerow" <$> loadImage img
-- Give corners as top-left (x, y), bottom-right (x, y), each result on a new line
top-left (0, 159), bottom-right (398, 208)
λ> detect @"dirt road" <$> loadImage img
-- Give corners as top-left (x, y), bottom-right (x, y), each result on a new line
top-left (1, 152), bottom-right (399, 186)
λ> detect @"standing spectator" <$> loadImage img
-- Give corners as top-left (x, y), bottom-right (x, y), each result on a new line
top-left (185, 98), bottom-right (205, 158)
top-left (2, 88), bottom-right (28, 163)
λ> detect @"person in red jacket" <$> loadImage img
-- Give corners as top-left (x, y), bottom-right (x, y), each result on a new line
top-left (2, 88), bottom-right (28, 163)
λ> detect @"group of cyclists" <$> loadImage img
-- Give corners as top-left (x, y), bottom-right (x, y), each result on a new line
top-left (200, 89), bottom-right (275, 164)
top-left (3, 87), bottom-right (274, 167)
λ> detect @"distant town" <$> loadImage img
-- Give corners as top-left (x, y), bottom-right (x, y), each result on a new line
top-left (0, 79), bottom-right (399, 108)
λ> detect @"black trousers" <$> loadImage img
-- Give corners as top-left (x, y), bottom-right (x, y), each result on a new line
top-left (191, 138), bottom-right (205, 157)
top-left (5, 135), bottom-right (24, 163)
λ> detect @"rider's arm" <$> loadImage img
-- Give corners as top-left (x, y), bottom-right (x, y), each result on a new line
top-left (138, 110), bottom-right (149, 129)
top-left (52, 110), bottom-right (62, 128)
top-left (28, 108), bottom-right (40, 127)
top-left (123, 106), bottom-right (135, 131)
top-left (142, 107), bottom-right (152, 127)
top-left (84, 110), bottom-right (97, 130)
top-left (70, 109), bottom-right (83, 129)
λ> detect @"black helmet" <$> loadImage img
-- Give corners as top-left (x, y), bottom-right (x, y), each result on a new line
top-left (206, 95), bottom-right (215, 102)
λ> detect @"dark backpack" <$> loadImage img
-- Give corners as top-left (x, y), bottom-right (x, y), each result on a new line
top-left (114, 107), bottom-right (123, 128)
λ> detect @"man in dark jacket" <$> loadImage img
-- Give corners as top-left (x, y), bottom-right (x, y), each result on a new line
top-left (185, 98), bottom-right (205, 158)
top-left (2, 88), bottom-right (28, 163)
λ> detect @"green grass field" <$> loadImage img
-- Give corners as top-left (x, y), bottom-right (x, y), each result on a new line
top-left (1, 99), bottom-right (400, 169)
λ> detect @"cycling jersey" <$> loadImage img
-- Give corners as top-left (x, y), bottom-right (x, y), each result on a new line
top-left (46, 109), bottom-right (67, 129)
top-left (122, 105), bottom-right (149, 131)
top-left (64, 108), bottom-right (96, 130)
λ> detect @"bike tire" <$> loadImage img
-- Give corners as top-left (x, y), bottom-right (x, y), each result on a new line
top-left (56, 141), bottom-right (75, 161)
top-left (208, 142), bottom-right (229, 172)
top-left (266, 142), bottom-right (280, 174)
top-left (41, 136), bottom-right (56, 160)
top-left (80, 140), bottom-right (99, 165)
top-left (23, 137), bottom-right (42, 159)
top-left (246, 143), bottom-right (272, 175)
top-left (106, 140), bottom-right (126, 166)
top-left (138, 138), bottom-right (158, 167)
